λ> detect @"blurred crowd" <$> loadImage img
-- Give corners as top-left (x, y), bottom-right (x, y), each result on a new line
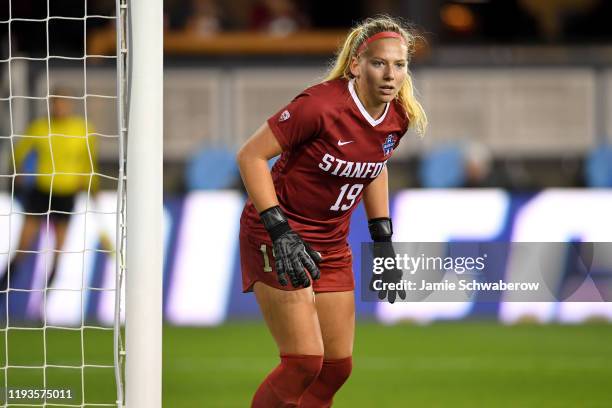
top-left (163, 0), bottom-right (612, 42)
top-left (2, 0), bottom-right (612, 57)
top-left (165, 0), bottom-right (313, 35)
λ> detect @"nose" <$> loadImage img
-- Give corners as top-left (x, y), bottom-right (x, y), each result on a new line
top-left (383, 65), bottom-right (394, 80)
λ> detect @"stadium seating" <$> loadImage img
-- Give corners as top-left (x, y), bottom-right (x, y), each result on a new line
top-left (185, 145), bottom-right (238, 190)
top-left (585, 144), bottom-right (612, 187)
top-left (419, 144), bottom-right (465, 188)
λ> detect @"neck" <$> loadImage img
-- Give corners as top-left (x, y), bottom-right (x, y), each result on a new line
top-left (353, 81), bottom-right (386, 119)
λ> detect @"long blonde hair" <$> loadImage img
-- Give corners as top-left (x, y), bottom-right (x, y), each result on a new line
top-left (325, 16), bottom-right (427, 136)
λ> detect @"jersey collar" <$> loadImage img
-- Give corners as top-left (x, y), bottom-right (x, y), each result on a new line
top-left (348, 78), bottom-right (390, 127)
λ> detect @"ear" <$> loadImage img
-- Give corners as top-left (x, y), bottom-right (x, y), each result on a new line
top-left (349, 56), bottom-right (360, 78)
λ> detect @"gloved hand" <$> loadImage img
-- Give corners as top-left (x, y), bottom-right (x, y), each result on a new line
top-left (368, 217), bottom-right (406, 304)
top-left (260, 206), bottom-right (322, 288)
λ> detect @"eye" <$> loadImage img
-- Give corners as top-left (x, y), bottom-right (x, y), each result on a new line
top-left (372, 60), bottom-right (384, 67)
top-left (395, 62), bottom-right (406, 68)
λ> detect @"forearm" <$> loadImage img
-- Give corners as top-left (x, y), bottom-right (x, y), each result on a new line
top-left (362, 166), bottom-right (390, 219)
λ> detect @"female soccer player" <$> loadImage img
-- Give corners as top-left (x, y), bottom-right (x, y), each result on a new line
top-left (237, 16), bottom-right (427, 407)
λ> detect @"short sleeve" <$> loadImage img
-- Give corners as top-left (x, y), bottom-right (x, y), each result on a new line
top-left (267, 92), bottom-right (323, 151)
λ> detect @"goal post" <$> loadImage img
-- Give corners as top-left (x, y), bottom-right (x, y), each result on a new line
top-left (124, 0), bottom-right (164, 406)
top-left (1, 0), bottom-right (164, 405)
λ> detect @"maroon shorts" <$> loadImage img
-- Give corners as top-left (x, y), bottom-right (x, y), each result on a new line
top-left (240, 229), bottom-right (354, 293)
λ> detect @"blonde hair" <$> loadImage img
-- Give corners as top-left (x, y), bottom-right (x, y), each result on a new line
top-left (325, 16), bottom-right (427, 136)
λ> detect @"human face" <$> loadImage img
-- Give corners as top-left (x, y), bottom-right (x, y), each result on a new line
top-left (50, 97), bottom-right (72, 119)
top-left (350, 37), bottom-right (408, 116)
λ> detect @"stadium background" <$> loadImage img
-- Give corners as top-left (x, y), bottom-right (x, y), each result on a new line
top-left (2, 0), bottom-right (612, 406)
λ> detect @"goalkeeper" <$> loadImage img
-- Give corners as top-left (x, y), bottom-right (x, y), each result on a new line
top-left (236, 15), bottom-right (427, 408)
top-left (1, 88), bottom-right (97, 292)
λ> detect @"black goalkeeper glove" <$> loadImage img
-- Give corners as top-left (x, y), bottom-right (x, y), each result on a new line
top-left (260, 206), bottom-right (322, 288)
top-left (368, 217), bottom-right (406, 304)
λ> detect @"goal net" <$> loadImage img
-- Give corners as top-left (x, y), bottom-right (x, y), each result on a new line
top-left (0, 0), bottom-right (127, 406)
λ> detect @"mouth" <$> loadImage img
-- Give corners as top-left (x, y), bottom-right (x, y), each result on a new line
top-left (379, 85), bottom-right (395, 95)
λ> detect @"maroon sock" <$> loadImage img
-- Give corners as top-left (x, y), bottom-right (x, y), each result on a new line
top-left (252, 354), bottom-right (323, 408)
top-left (299, 356), bottom-right (353, 408)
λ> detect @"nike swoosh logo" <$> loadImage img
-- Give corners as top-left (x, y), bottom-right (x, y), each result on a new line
top-left (338, 140), bottom-right (354, 146)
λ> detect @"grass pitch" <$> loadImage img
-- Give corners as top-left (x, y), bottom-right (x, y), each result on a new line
top-left (1, 321), bottom-right (611, 407)
top-left (164, 321), bottom-right (612, 407)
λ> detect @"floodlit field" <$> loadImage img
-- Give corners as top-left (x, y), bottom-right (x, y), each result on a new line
top-left (165, 322), bottom-right (612, 407)
top-left (2, 321), bottom-right (612, 407)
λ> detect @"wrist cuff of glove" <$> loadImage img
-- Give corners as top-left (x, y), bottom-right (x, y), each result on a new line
top-left (368, 217), bottom-right (393, 242)
top-left (260, 205), bottom-right (291, 241)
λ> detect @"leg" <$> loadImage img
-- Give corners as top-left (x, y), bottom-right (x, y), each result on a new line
top-left (252, 282), bottom-right (324, 408)
top-left (14, 214), bottom-right (41, 264)
top-left (0, 215), bottom-right (40, 291)
top-left (47, 218), bottom-right (69, 287)
top-left (299, 290), bottom-right (355, 408)
top-left (45, 192), bottom-right (75, 286)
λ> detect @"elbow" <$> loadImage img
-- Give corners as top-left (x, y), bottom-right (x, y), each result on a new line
top-left (236, 145), bottom-right (249, 169)
top-left (236, 142), bottom-right (273, 171)
top-left (236, 144), bottom-right (265, 168)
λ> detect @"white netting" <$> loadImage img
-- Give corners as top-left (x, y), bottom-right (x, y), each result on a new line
top-left (0, 0), bottom-right (125, 406)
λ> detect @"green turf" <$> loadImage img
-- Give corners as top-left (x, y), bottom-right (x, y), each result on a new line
top-left (1, 322), bottom-right (612, 407)
top-left (165, 321), bottom-right (612, 407)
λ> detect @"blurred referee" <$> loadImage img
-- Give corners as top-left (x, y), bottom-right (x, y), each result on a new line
top-left (1, 87), bottom-right (96, 292)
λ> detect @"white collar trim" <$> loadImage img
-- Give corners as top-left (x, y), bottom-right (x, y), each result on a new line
top-left (348, 78), bottom-right (389, 127)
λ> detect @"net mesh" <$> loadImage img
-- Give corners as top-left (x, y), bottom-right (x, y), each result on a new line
top-left (0, 0), bottom-right (125, 406)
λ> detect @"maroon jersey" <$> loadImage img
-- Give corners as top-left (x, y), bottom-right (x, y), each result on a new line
top-left (240, 78), bottom-right (409, 249)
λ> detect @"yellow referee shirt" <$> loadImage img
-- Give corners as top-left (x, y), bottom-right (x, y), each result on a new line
top-left (14, 116), bottom-right (97, 195)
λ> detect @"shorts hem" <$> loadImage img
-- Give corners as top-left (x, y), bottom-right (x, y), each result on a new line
top-left (312, 285), bottom-right (354, 293)
top-left (242, 279), bottom-right (354, 294)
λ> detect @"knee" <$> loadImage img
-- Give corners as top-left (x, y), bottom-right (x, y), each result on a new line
top-left (321, 356), bottom-right (353, 386)
top-left (252, 355), bottom-right (323, 408)
top-left (281, 354), bottom-right (324, 386)
top-left (332, 356), bottom-right (353, 380)
top-left (272, 354), bottom-right (324, 397)
top-left (298, 356), bottom-right (353, 408)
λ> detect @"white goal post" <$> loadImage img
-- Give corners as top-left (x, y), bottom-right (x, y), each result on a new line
top-left (0, 0), bottom-right (163, 405)
top-left (124, 0), bottom-right (163, 406)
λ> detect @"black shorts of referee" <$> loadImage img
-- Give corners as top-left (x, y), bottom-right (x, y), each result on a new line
top-left (21, 188), bottom-right (76, 220)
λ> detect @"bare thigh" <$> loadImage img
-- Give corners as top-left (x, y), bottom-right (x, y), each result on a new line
top-left (314, 291), bottom-right (355, 359)
top-left (254, 281), bottom-right (324, 356)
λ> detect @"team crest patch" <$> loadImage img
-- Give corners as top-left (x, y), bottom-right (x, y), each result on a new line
top-left (279, 110), bottom-right (290, 122)
top-left (382, 134), bottom-right (396, 156)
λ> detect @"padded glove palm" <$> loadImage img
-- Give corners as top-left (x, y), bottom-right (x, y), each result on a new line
top-left (260, 206), bottom-right (322, 288)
